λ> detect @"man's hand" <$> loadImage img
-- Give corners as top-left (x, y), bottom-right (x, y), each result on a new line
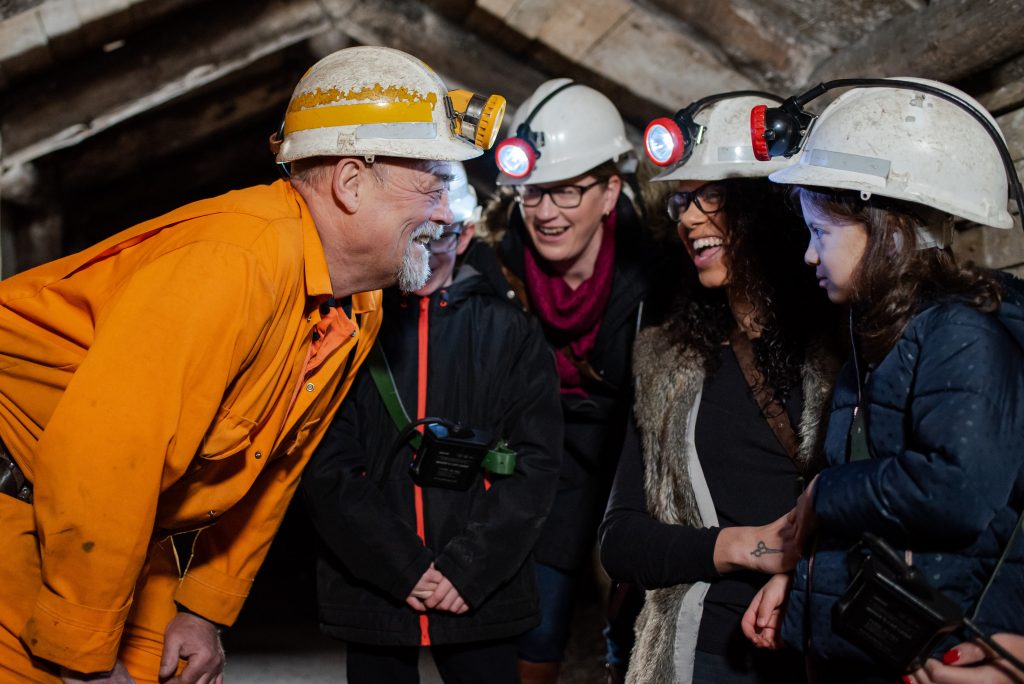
top-left (406, 564), bottom-right (444, 611)
top-left (905, 634), bottom-right (1024, 684)
top-left (741, 573), bottom-right (791, 650)
top-left (61, 661), bottom-right (135, 683)
top-left (159, 611), bottom-right (225, 684)
top-left (424, 571), bottom-right (469, 615)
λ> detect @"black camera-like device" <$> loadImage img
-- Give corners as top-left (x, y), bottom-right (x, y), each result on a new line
top-left (409, 423), bottom-right (494, 491)
top-left (832, 534), bottom-right (964, 673)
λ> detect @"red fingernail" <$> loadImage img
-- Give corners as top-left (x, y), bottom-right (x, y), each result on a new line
top-left (901, 676), bottom-right (913, 684)
top-left (942, 648), bottom-right (961, 665)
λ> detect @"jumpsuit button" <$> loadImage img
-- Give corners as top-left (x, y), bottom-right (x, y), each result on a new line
top-left (254, 451), bottom-right (263, 459)
top-left (305, 383), bottom-right (315, 392)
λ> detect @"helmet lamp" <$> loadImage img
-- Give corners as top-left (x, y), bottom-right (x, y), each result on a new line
top-left (448, 89), bottom-right (507, 150)
top-left (644, 118), bottom-right (685, 167)
top-left (495, 136), bottom-right (537, 178)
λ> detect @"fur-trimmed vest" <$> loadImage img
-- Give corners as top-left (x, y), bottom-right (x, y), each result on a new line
top-left (626, 325), bottom-right (838, 684)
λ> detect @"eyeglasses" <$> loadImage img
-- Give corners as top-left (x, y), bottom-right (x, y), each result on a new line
top-left (426, 227), bottom-right (463, 253)
top-left (516, 179), bottom-right (606, 209)
top-left (666, 183), bottom-right (725, 221)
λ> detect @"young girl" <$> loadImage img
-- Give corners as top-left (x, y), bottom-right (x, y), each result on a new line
top-left (599, 94), bottom-right (839, 684)
top-left (744, 79), bottom-right (1024, 684)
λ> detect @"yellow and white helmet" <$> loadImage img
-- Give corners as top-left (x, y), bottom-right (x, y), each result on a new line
top-left (274, 46), bottom-right (505, 164)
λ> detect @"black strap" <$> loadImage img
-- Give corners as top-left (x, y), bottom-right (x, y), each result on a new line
top-left (367, 342), bottom-right (421, 450)
top-left (366, 341), bottom-right (515, 475)
top-left (729, 328), bottom-right (801, 467)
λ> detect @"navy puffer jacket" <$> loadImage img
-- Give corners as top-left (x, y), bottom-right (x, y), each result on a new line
top-left (783, 278), bottom-right (1024, 665)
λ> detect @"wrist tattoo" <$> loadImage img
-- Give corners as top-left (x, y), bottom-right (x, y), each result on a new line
top-left (751, 541), bottom-right (782, 557)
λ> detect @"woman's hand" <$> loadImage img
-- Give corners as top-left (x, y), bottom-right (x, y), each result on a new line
top-left (713, 512), bottom-right (800, 575)
top-left (788, 474), bottom-right (818, 555)
top-left (905, 634), bottom-right (1024, 684)
top-left (741, 573), bottom-right (792, 650)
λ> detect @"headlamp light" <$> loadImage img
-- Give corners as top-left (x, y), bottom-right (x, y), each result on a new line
top-left (644, 117), bottom-right (685, 167)
top-left (745, 78), bottom-right (1024, 232)
top-left (495, 137), bottom-right (537, 179)
top-left (644, 108), bottom-right (703, 168)
top-left (749, 99), bottom-right (812, 160)
top-left (448, 89), bottom-right (507, 150)
top-left (493, 81), bottom-right (581, 181)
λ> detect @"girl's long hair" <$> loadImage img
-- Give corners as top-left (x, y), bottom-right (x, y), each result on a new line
top-left (665, 178), bottom-right (834, 404)
top-left (795, 187), bottom-right (1002, 362)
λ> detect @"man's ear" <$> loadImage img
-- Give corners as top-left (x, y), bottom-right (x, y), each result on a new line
top-left (455, 223), bottom-right (476, 256)
top-left (332, 158), bottom-right (368, 213)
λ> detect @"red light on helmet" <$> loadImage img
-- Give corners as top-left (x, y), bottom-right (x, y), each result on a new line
top-left (495, 137), bottom-right (537, 179)
top-left (644, 117), bottom-right (685, 167)
top-left (750, 105), bottom-right (771, 161)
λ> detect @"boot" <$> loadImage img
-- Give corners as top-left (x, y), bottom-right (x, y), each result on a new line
top-left (517, 659), bottom-right (561, 684)
top-left (605, 663), bottom-right (626, 684)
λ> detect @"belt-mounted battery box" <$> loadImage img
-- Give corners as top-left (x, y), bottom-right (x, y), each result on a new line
top-left (410, 423), bottom-right (494, 490)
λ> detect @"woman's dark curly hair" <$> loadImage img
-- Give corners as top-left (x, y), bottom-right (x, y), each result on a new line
top-left (794, 187), bottom-right (1002, 363)
top-left (664, 178), bottom-right (834, 404)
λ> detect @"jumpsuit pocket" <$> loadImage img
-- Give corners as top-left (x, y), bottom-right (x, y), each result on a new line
top-left (198, 407), bottom-right (257, 460)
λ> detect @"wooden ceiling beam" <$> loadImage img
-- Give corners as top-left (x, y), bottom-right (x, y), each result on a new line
top-left (0, 0), bottom-right (330, 173)
top-left (641, 0), bottom-right (824, 92)
top-left (804, 0), bottom-right (1024, 87)
top-left (318, 0), bottom-right (547, 110)
top-left (973, 52), bottom-right (1024, 114)
top-left (0, 0), bottom-right (212, 90)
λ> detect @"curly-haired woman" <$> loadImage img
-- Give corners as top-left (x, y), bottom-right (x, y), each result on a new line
top-left (599, 94), bottom-right (840, 684)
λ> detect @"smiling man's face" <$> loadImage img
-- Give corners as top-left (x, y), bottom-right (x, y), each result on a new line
top-left (365, 158), bottom-right (455, 292)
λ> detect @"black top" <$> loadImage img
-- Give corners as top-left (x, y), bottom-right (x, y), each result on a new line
top-left (484, 214), bottom-right (681, 571)
top-left (601, 345), bottom-right (803, 654)
top-left (301, 241), bottom-right (564, 646)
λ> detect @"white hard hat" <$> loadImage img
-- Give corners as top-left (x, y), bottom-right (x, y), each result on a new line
top-left (654, 95), bottom-right (795, 182)
top-left (495, 78), bottom-right (636, 185)
top-left (769, 77), bottom-right (1013, 230)
top-left (276, 46), bottom-right (483, 163)
top-left (447, 161), bottom-right (480, 224)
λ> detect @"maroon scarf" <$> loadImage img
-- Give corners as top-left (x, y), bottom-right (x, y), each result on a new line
top-left (524, 211), bottom-right (617, 396)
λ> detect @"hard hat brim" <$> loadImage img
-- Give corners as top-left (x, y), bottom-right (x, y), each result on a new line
top-left (770, 164), bottom-right (1015, 230)
top-left (277, 132), bottom-right (483, 164)
top-left (653, 158), bottom-right (793, 182)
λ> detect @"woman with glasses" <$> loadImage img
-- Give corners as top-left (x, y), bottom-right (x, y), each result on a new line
top-left (598, 94), bottom-right (839, 684)
top-left (479, 79), bottom-right (679, 684)
top-left (301, 162), bottom-right (563, 684)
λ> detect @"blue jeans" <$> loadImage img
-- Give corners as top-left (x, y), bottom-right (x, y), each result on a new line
top-left (516, 563), bottom-right (575, 663)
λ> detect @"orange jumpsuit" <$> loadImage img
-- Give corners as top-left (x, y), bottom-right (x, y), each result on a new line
top-left (0, 180), bottom-right (381, 679)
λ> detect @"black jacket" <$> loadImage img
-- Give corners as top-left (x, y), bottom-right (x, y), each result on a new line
top-left (301, 241), bottom-right (563, 646)
top-left (784, 277), bottom-right (1024, 664)
top-left (478, 208), bottom-right (679, 570)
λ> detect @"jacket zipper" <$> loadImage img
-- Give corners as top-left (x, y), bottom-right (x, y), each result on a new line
top-left (416, 296), bottom-right (431, 646)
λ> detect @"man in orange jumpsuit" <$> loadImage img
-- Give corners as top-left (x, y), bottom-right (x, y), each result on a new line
top-left (0, 46), bottom-right (502, 683)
